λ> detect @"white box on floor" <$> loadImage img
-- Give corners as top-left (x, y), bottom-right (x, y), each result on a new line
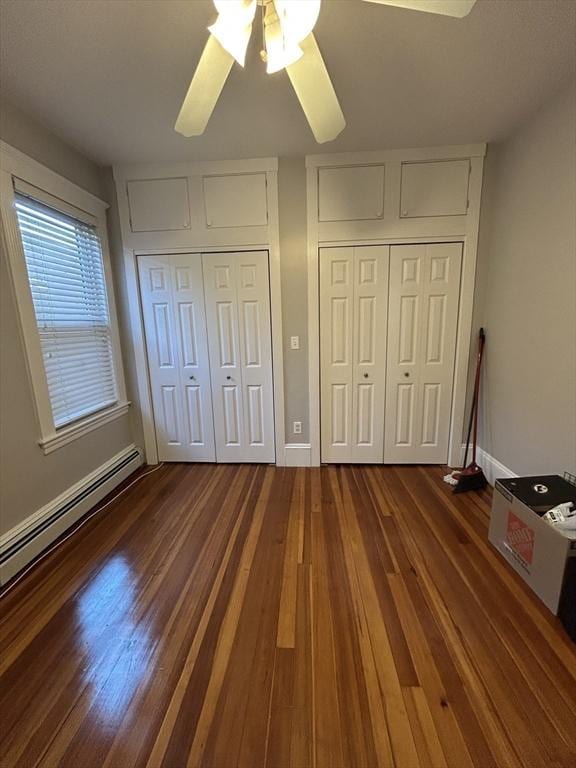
top-left (488, 475), bottom-right (576, 614)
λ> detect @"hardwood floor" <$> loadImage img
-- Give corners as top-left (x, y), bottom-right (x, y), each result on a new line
top-left (1, 464), bottom-right (575, 767)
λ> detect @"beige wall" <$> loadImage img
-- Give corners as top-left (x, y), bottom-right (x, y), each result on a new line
top-left (278, 158), bottom-right (310, 443)
top-left (0, 100), bottom-right (105, 198)
top-left (0, 101), bottom-right (138, 535)
top-left (3, 80), bottom-right (573, 501)
top-left (472, 81), bottom-right (576, 475)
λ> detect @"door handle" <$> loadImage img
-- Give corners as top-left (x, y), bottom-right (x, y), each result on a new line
top-left (363, 373), bottom-right (369, 379)
top-left (226, 375), bottom-right (233, 381)
top-left (189, 375), bottom-right (196, 381)
top-left (404, 372), bottom-right (410, 377)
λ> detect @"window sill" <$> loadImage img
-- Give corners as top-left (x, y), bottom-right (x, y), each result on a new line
top-left (39, 401), bottom-right (131, 455)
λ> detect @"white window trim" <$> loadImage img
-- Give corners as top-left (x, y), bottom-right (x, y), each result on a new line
top-left (0, 141), bottom-right (129, 454)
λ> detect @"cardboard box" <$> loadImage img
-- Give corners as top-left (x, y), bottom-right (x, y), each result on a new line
top-left (488, 475), bottom-right (576, 614)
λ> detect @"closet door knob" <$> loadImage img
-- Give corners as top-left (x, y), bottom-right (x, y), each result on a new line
top-left (226, 375), bottom-right (232, 380)
top-left (189, 375), bottom-right (196, 381)
top-left (363, 373), bottom-right (369, 379)
top-left (404, 372), bottom-right (410, 377)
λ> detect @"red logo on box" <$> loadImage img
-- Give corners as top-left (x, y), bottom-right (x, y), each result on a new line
top-left (506, 510), bottom-right (535, 566)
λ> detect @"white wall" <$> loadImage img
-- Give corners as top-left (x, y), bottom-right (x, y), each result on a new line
top-left (473, 80), bottom-right (576, 475)
top-left (0, 101), bottom-right (138, 535)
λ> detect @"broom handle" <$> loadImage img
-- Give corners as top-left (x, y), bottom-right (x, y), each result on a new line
top-left (463, 328), bottom-right (485, 468)
top-left (462, 370), bottom-right (476, 469)
top-left (471, 329), bottom-right (486, 465)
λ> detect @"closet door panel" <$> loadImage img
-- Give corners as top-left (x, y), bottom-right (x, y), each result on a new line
top-left (202, 254), bottom-right (244, 461)
top-left (352, 246), bottom-right (388, 462)
top-left (138, 254), bottom-right (215, 462)
top-left (320, 245), bottom-right (388, 463)
top-left (320, 248), bottom-right (354, 462)
top-left (419, 243), bottom-right (462, 456)
top-left (222, 384), bottom-right (241, 446)
top-left (203, 251), bottom-right (275, 462)
top-left (385, 243), bottom-right (462, 463)
top-left (171, 254), bottom-right (216, 459)
top-left (236, 251), bottom-right (275, 458)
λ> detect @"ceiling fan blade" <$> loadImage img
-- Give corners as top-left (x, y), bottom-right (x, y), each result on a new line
top-left (362, 0), bottom-right (476, 18)
top-left (175, 35), bottom-right (234, 137)
top-left (286, 33), bottom-right (345, 144)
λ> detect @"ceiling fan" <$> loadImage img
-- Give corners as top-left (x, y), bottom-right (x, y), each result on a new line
top-left (175, 0), bottom-right (476, 144)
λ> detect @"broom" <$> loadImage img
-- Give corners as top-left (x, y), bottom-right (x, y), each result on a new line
top-left (446, 328), bottom-right (488, 494)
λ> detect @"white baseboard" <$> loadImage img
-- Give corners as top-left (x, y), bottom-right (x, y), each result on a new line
top-left (477, 447), bottom-right (516, 486)
top-left (0, 444), bottom-right (143, 585)
top-left (284, 443), bottom-right (312, 467)
top-left (458, 443), bottom-right (516, 486)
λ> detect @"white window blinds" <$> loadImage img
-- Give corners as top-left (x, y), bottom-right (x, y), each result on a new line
top-left (15, 192), bottom-right (118, 429)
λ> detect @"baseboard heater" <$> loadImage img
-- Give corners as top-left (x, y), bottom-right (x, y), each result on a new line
top-left (0, 445), bottom-right (142, 585)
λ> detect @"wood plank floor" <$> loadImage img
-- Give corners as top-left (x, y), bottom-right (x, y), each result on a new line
top-left (1, 464), bottom-right (575, 768)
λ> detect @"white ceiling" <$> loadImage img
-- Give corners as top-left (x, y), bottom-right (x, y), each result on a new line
top-left (1, 0), bottom-right (574, 166)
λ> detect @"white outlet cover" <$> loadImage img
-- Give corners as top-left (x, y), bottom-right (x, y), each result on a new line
top-left (290, 336), bottom-right (300, 350)
top-left (293, 421), bottom-right (302, 434)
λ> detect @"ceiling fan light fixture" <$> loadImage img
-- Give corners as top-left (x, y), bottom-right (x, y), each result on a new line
top-left (262, 1), bottom-right (304, 74)
top-left (273, 0), bottom-right (321, 43)
top-left (208, 0), bottom-right (257, 66)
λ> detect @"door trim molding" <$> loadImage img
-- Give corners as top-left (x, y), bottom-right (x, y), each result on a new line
top-left (121, 166), bottom-right (285, 465)
top-left (306, 147), bottom-right (486, 467)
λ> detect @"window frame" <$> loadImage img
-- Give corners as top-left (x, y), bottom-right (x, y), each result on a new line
top-left (0, 141), bottom-right (129, 454)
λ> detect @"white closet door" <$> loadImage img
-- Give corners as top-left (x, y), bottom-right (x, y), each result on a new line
top-left (353, 247), bottom-right (389, 461)
top-left (138, 254), bottom-right (215, 462)
top-left (320, 246), bottom-right (388, 463)
top-left (202, 251), bottom-right (275, 463)
top-left (384, 243), bottom-right (462, 463)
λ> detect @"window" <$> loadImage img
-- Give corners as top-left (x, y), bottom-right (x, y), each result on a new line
top-left (14, 193), bottom-right (118, 428)
top-left (0, 142), bottom-right (128, 453)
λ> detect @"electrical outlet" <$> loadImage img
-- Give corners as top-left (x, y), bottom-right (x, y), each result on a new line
top-left (290, 335), bottom-right (300, 350)
top-left (293, 421), bottom-right (302, 435)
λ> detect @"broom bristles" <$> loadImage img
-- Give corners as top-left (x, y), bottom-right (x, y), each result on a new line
top-left (452, 463), bottom-right (487, 494)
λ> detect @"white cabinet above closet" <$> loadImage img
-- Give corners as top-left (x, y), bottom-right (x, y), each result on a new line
top-left (318, 165), bottom-right (385, 222)
top-left (203, 173), bottom-right (268, 228)
top-left (127, 178), bottom-right (190, 232)
top-left (114, 157), bottom-right (278, 250)
top-left (400, 159), bottom-right (470, 218)
top-left (308, 144), bottom-right (485, 242)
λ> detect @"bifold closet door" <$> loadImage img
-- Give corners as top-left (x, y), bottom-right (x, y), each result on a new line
top-left (320, 246), bottom-right (389, 463)
top-left (202, 251), bottom-right (275, 463)
top-left (384, 242), bottom-right (462, 463)
top-left (138, 254), bottom-right (215, 462)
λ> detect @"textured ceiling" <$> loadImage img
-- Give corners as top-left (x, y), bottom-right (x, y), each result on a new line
top-left (0, 0), bottom-right (574, 165)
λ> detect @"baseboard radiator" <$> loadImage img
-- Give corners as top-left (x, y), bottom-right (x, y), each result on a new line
top-left (0, 445), bottom-right (143, 586)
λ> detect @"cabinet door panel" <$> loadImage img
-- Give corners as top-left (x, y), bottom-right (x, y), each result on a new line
top-left (203, 174), bottom-right (268, 228)
top-left (400, 160), bottom-right (469, 218)
top-left (318, 166), bottom-right (385, 222)
top-left (127, 178), bottom-right (190, 232)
